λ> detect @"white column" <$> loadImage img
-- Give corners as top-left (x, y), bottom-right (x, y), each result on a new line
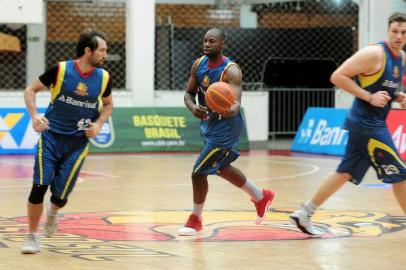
top-left (126, 0), bottom-right (155, 105)
top-left (26, 24), bottom-right (46, 84)
top-left (26, 2), bottom-right (46, 85)
top-left (240, 4), bottom-right (257, 28)
top-left (358, 0), bottom-right (393, 49)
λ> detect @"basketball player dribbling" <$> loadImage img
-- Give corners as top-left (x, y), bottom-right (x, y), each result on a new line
top-left (178, 28), bottom-right (276, 236)
top-left (290, 12), bottom-right (406, 236)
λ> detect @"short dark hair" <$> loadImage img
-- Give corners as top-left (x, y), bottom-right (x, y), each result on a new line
top-left (76, 29), bottom-right (106, 58)
top-left (207, 28), bottom-right (226, 41)
top-left (388, 12), bottom-right (406, 27)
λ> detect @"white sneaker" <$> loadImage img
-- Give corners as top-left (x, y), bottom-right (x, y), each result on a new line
top-left (178, 226), bottom-right (199, 236)
top-left (21, 233), bottom-right (40, 254)
top-left (289, 208), bottom-right (322, 236)
top-left (43, 210), bottom-right (59, 237)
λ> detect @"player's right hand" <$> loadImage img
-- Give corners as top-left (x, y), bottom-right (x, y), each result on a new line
top-left (32, 114), bottom-right (49, 132)
top-left (369, 91), bottom-right (391, 108)
top-left (85, 122), bottom-right (101, 138)
top-left (192, 104), bottom-right (209, 119)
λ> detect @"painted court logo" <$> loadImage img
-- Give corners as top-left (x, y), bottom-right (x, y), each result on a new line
top-left (11, 209), bottom-right (406, 241)
top-left (2, 209), bottom-right (405, 261)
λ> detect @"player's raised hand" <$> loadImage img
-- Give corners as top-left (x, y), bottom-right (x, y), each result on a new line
top-left (369, 91), bottom-right (391, 108)
top-left (85, 122), bottom-right (101, 138)
top-left (31, 114), bottom-right (49, 132)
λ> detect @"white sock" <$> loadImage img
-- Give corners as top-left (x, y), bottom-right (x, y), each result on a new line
top-left (48, 210), bottom-right (58, 216)
top-left (192, 203), bottom-right (204, 219)
top-left (241, 179), bottom-right (263, 202)
top-left (303, 201), bottom-right (317, 215)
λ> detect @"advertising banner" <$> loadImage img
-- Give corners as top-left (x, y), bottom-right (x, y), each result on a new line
top-left (0, 108), bottom-right (45, 154)
top-left (387, 109), bottom-right (406, 161)
top-left (90, 107), bottom-right (200, 152)
top-left (291, 107), bottom-right (349, 156)
top-left (0, 107), bottom-right (248, 154)
top-left (293, 108), bottom-right (406, 159)
top-left (88, 107), bottom-right (250, 153)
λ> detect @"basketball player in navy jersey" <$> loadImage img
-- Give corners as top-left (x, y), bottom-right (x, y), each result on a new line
top-left (21, 29), bottom-right (113, 253)
top-left (290, 13), bottom-right (406, 235)
top-left (178, 28), bottom-right (276, 235)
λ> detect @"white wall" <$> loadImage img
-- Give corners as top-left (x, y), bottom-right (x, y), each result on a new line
top-left (358, 0), bottom-right (404, 49)
top-left (393, 0), bottom-right (406, 13)
top-left (0, 0), bottom-right (43, 24)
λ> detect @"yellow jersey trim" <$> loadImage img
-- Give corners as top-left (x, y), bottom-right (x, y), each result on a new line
top-left (221, 62), bottom-right (240, 82)
top-left (195, 56), bottom-right (206, 68)
top-left (50, 61), bottom-right (67, 103)
top-left (194, 147), bottom-right (221, 173)
top-left (38, 135), bottom-right (43, 185)
top-left (359, 53), bottom-right (386, 89)
top-left (98, 70), bottom-right (110, 112)
top-left (367, 138), bottom-right (406, 176)
top-left (61, 144), bottom-right (89, 199)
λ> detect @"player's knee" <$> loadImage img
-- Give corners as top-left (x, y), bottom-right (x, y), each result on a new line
top-left (28, 184), bottom-right (48, 204)
top-left (191, 172), bottom-right (201, 181)
top-left (191, 172), bottom-right (207, 183)
top-left (50, 195), bottom-right (68, 208)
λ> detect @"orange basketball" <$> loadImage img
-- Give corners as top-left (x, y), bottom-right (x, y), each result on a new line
top-left (205, 82), bottom-right (237, 115)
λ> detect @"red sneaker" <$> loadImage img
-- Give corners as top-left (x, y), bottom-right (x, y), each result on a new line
top-left (252, 189), bottom-right (276, 224)
top-left (178, 214), bottom-right (203, 236)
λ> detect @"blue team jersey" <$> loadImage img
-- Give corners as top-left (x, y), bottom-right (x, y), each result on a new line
top-left (195, 55), bottom-right (244, 146)
top-left (45, 60), bottom-right (110, 137)
top-left (344, 41), bottom-right (404, 134)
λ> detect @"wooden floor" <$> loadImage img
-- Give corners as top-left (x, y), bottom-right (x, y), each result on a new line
top-left (1, 150), bottom-right (406, 270)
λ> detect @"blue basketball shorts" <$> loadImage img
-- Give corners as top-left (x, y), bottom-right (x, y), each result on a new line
top-left (337, 130), bottom-right (406, 185)
top-left (193, 143), bottom-right (240, 175)
top-left (33, 130), bottom-right (89, 199)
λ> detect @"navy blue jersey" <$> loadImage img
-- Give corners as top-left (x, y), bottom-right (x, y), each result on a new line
top-left (344, 41), bottom-right (404, 134)
top-left (195, 55), bottom-right (244, 146)
top-left (41, 60), bottom-right (110, 137)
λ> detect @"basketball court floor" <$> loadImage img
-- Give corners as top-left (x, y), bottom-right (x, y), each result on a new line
top-left (1, 150), bottom-right (405, 269)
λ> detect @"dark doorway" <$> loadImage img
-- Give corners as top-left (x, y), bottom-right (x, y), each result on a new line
top-left (264, 58), bottom-right (337, 138)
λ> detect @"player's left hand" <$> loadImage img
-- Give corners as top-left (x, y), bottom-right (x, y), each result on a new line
top-left (85, 122), bottom-right (101, 138)
top-left (219, 103), bottom-right (239, 118)
top-left (399, 95), bottom-right (406, 109)
top-left (395, 92), bottom-right (406, 106)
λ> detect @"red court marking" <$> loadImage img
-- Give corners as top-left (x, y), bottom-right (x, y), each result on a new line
top-left (0, 164), bottom-right (33, 179)
top-left (14, 213), bottom-right (172, 241)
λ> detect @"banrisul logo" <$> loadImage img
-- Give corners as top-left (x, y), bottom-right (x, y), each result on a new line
top-left (298, 118), bottom-right (347, 146)
top-left (90, 117), bottom-right (115, 148)
top-left (0, 108), bottom-right (46, 153)
top-left (298, 119), bottom-right (314, 144)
